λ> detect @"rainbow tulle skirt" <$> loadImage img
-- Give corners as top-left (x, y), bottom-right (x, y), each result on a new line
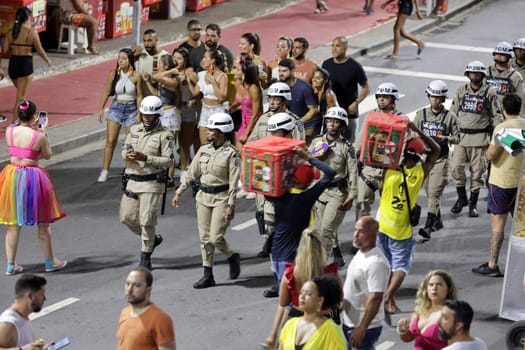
top-left (0, 164), bottom-right (66, 226)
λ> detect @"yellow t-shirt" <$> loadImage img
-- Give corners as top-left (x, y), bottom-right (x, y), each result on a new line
top-left (379, 165), bottom-right (424, 240)
top-left (279, 317), bottom-right (346, 350)
top-left (489, 118), bottom-right (525, 189)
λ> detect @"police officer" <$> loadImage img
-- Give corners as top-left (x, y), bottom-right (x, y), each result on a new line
top-left (248, 82), bottom-right (305, 261)
top-left (172, 112), bottom-right (241, 289)
top-left (510, 38), bottom-right (525, 116)
top-left (309, 107), bottom-right (357, 267)
top-left (450, 61), bottom-right (501, 217)
top-left (355, 82), bottom-right (402, 219)
top-left (486, 41), bottom-right (525, 115)
top-left (511, 38), bottom-right (525, 77)
top-left (413, 80), bottom-right (459, 239)
top-left (120, 95), bottom-right (174, 270)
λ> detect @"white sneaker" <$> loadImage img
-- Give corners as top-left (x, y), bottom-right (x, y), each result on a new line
top-left (245, 192), bottom-right (256, 200)
top-left (97, 169), bottom-right (109, 182)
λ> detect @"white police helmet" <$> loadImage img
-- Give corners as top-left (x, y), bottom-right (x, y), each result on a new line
top-left (139, 96), bottom-right (163, 115)
top-left (493, 41), bottom-right (514, 57)
top-left (426, 80), bottom-right (448, 97)
top-left (207, 112), bottom-right (234, 133)
top-left (267, 82), bottom-right (292, 101)
top-left (513, 38), bottom-right (525, 50)
top-left (324, 107), bottom-right (348, 126)
top-left (267, 113), bottom-right (295, 132)
top-left (375, 82), bottom-right (400, 100)
top-left (464, 61), bottom-right (486, 76)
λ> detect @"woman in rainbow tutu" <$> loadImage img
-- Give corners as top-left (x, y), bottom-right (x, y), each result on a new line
top-left (0, 100), bottom-right (67, 275)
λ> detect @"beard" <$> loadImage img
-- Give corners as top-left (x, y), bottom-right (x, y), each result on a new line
top-left (438, 326), bottom-right (454, 341)
top-left (32, 303), bottom-right (43, 313)
top-left (206, 40), bottom-right (218, 49)
top-left (294, 53), bottom-right (305, 60)
top-left (127, 294), bottom-right (147, 306)
top-left (144, 45), bottom-right (155, 55)
top-left (494, 58), bottom-right (509, 66)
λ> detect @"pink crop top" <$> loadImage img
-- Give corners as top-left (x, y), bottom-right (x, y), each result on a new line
top-left (409, 315), bottom-right (448, 350)
top-left (8, 127), bottom-right (41, 160)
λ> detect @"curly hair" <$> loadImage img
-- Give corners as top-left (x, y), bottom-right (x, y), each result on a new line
top-left (414, 270), bottom-right (457, 316)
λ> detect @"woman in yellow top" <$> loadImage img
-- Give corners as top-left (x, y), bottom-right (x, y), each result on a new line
top-left (278, 275), bottom-right (346, 350)
top-left (3, 7), bottom-right (51, 122)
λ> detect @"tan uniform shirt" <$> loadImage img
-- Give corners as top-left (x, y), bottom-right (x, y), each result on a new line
top-left (487, 65), bottom-right (525, 114)
top-left (450, 82), bottom-right (502, 147)
top-left (122, 122), bottom-right (174, 193)
top-left (247, 110), bottom-right (305, 142)
top-left (413, 106), bottom-right (459, 156)
top-left (176, 141), bottom-right (240, 207)
top-left (309, 134), bottom-right (358, 202)
top-left (510, 59), bottom-right (525, 80)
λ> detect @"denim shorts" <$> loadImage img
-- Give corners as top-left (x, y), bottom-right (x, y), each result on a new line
top-left (198, 102), bottom-right (225, 128)
top-left (487, 183), bottom-right (517, 215)
top-left (106, 101), bottom-right (137, 127)
top-left (271, 260), bottom-right (288, 292)
top-left (160, 107), bottom-right (181, 131)
top-left (376, 232), bottom-right (414, 273)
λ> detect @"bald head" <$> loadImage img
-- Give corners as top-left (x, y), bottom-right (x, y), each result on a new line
top-left (331, 36), bottom-right (348, 60)
top-left (353, 216), bottom-right (378, 252)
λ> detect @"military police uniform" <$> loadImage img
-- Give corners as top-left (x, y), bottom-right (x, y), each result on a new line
top-left (413, 105), bottom-right (458, 233)
top-left (450, 81), bottom-right (501, 210)
top-left (486, 65), bottom-right (524, 116)
top-left (510, 59), bottom-right (525, 80)
top-left (309, 134), bottom-right (357, 258)
top-left (119, 120), bottom-right (174, 256)
top-left (176, 140), bottom-right (240, 269)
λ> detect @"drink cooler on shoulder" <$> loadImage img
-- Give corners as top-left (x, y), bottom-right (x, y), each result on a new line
top-left (242, 136), bottom-right (306, 197)
top-left (359, 112), bottom-right (409, 169)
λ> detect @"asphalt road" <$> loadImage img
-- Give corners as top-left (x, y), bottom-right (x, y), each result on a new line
top-left (1, 1), bottom-right (524, 349)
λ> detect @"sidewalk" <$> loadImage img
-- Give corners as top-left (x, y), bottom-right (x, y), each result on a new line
top-left (0, 0), bottom-right (481, 166)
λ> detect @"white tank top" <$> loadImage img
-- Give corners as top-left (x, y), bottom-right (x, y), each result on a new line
top-left (114, 71), bottom-right (136, 101)
top-left (0, 309), bottom-right (34, 347)
top-left (197, 71), bottom-right (219, 100)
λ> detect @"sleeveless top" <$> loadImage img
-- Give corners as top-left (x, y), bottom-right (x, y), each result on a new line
top-left (114, 71), bottom-right (136, 101)
top-left (409, 315), bottom-right (447, 350)
top-left (198, 71), bottom-right (219, 100)
top-left (0, 309), bottom-right (35, 347)
top-left (284, 262), bottom-right (339, 306)
top-left (159, 84), bottom-right (176, 106)
top-left (8, 127), bottom-right (41, 160)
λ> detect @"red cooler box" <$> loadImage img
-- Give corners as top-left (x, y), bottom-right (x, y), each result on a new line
top-left (242, 136), bottom-right (306, 197)
top-left (360, 112), bottom-right (409, 169)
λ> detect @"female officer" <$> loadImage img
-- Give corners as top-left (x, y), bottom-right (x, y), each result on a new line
top-left (172, 113), bottom-right (241, 289)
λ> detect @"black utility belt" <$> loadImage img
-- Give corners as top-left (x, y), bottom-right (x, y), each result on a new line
top-left (359, 173), bottom-right (378, 192)
top-left (199, 184), bottom-right (229, 194)
top-left (128, 172), bottom-right (164, 182)
top-left (459, 127), bottom-right (490, 135)
top-left (327, 178), bottom-right (348, 188)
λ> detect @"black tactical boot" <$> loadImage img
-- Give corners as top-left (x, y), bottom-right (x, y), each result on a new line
top-left (263, 273), bottom-right (279, 298)
top-left (193, 267), bottom-right (216, 289)
top-left (469, 191), bottom-right (479, 217)
top-left (418, 213), bottom-right (436, 239)
top-left (228, 253), bottom-right (241, 279)
top-left (332, 246), bottom-right (346, 268)
top-left (451, 187), bottom-right (468, 214)
top-left (432, 210), bottom-right (444, 231)
top-left (153, 234), bottom-right (163, 250)
top-left (139, 252), bottom-right (152, 270)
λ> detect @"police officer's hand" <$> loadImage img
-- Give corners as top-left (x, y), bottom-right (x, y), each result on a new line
top-left (126, 150), bottom-right (147, 161)
top-left (293, 146), bottom-right (310, 161)
top-left (224, 206), bottom-right (234, 221)
top-left (172, 194), bottom-right (180, 208)
top-left (340, 197), bottom-right (353, 211)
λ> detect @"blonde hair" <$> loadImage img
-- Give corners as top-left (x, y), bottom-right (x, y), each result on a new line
top-left (294, 228), bottom-right (327, 288)
top-left (414, 270), bottom-right (458, 315)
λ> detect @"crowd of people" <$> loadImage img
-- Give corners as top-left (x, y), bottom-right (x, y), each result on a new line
top-left (0, 4), bottom-right (524, 348)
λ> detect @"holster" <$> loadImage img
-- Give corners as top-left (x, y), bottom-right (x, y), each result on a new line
top-left (191, 179), bottom-right (201, 198)
top-left (255, 210), bottom-right (265, 236)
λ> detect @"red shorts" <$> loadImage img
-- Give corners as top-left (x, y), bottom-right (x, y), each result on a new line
top-left (61, 10), bottom-right (85, 26)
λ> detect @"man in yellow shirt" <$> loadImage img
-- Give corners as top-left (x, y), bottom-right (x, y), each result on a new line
top-left (377, 122), bottom-right (440, 319)
top-left (472, 93), bottom-right (525, 277)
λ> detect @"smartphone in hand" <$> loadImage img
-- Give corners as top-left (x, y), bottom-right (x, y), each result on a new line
top-left (38, 111), bottom-right (48, 128)
top-left (48, 337), bottom-right (70, 350)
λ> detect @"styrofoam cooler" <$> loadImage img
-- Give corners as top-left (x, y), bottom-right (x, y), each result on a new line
top-left (242, 136), bottom-right (306, 197)
top-left (360, 112), bottom-right (409, 169)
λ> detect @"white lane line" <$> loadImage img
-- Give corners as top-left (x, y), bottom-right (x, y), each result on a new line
top-left (376, 341), bottom-right (396, 350)
top-left (364, 66), bottom-right (469, 82)
top-left (29, 297), bottom-right (80, 320)
top-left (424, 42), bottom-right (493, 53)
top-left (232, 218), bottom-right (257, 231)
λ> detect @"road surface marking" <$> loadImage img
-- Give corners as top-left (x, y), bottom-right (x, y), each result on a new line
top-left (232, 218), bottom-right (257, 231)
top-left (377, 341), bottom-right (396, 350)
top-left (423, 42), bottom-right (493, 53)
top-left (364, 66), bottom-right (469, 82)
top-left (30, 297), bottom-right (80, 320)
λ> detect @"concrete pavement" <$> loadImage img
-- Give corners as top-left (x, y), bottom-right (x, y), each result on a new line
top-left (0, 0), bottom-right (482, 167)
